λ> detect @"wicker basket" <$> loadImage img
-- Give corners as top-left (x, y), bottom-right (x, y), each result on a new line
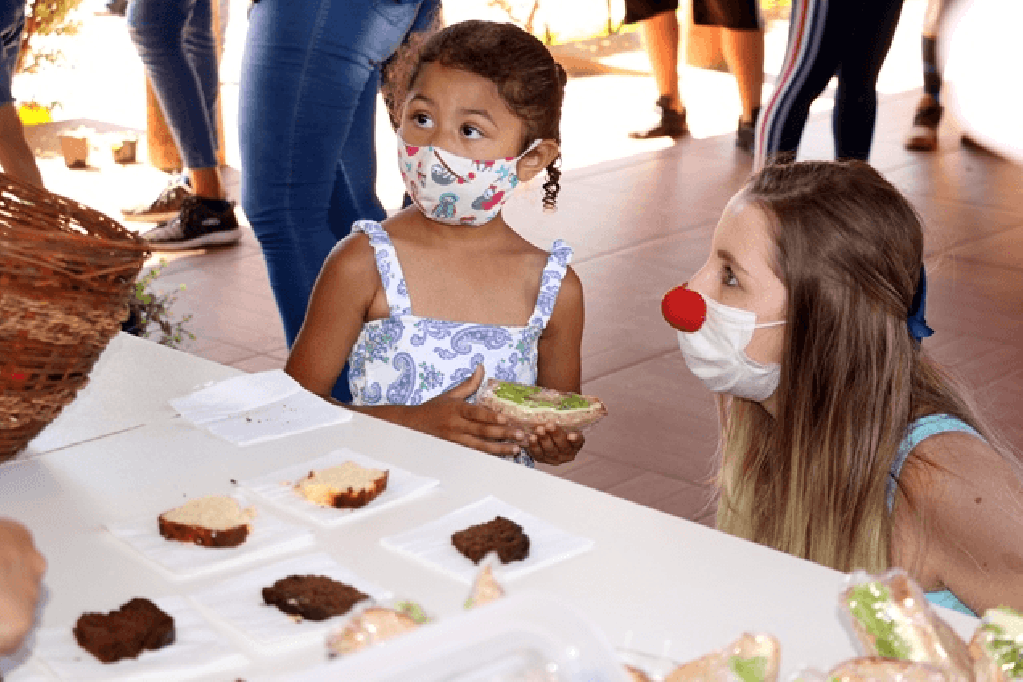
top-left (0, 174), bottom-right (149, 462)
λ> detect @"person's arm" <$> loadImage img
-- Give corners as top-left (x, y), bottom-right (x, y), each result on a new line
top-left (0, 103), bottom-right (44, 189)
top-left (285, 236), bottom-right (524, 457)
top-left (529, 266), bottom-right (586, 465)
top-left (0, 518), bottom-right (46, 655)
top-left (899, 432), bottom-right (1023, 613)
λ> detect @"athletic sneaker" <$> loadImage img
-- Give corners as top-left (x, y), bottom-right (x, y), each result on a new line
top-left (121, 174), bottom-right (192, 223)
top-left (629, 95), bottom-right (688, 140)
top-left (904, 96), bottom-right (943, 152)
top-left (736, 107), bottom-right (760, 154)
top-left (140, 195), bottom-right (241, 251)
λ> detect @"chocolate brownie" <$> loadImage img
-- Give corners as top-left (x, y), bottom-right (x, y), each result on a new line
top-left (73, 597), bottom-right (175, 663)
top-left (451, 516), bottom-right (530, 564)
top-left (262, 575), bottom-right (370, 621)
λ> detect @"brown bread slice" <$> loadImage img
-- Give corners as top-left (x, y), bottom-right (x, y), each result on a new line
top-left (158, 495), bottom-right (256, 547)
top-left (262, 574), bottom-right (370, 621)
top-left (73, 597), bottom-right (175, 663)
top-left (451, 516), bottom-right (529, 564)
top-left (294, 461), bottom-right (389, 509)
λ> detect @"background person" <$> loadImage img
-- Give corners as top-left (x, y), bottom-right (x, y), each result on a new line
top-left (625, 0), bottom-right (764, 152)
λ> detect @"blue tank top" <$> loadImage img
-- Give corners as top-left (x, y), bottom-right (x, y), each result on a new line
top-left (888, 414), bottom-right (983, 617)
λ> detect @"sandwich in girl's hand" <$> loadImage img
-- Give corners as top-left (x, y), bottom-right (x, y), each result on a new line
top-left (476, 379), bottom-right (607, 432)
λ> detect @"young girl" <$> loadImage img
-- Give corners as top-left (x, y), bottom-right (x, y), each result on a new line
top-left (285, 20), bottom-right (584, 467)
top-left (666, 159), bottom-right (1023, 616)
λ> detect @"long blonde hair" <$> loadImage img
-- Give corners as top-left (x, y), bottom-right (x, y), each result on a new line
top-left (715, 160), bottom-right (990, 573)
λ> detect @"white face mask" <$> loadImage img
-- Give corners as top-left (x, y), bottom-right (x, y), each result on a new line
top-left (397, 133), bottom-right (541, 226)
top-left (677, 295), bottom-right (786, 402)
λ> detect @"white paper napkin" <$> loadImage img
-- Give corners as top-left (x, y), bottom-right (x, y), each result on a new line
top-left (380, 496), bottom-right (595, 584)
top-left (239, 449), bottom-right (439, 526)
top-left (33, 596), bottom-right (247, 681)
top-left (191, 552), bottom-right (392, 649)
top-left (105, 493), bottom-right (316, 579)
top-left (169, 370), bottom-right (352, 446)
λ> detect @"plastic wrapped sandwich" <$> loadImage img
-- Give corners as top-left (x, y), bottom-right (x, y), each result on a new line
top-left (840, 570), bottom-right (974, 682)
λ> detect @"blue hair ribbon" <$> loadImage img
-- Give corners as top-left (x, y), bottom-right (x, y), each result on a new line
top-left (907, 265), bottom-right (934, 342)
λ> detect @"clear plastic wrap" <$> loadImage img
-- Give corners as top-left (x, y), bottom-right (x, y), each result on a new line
top-left (325, 599), bottom-right (430, 657)
top-left (617, 633), bottom-right (780, 682)
top-left (663, 633), bottom-right (781, 682)
top-left (826, 656), bottom-right (952, 682)
top-left (839, 569), bottom-right (973, 682)
top-left (463, 557), bottom-right (506, 610)
top-left (969, 607), bottom-right (1023, 682)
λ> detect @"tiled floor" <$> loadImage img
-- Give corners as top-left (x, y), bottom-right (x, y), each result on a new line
top-left (23, 0), bottom-right (1023, 526)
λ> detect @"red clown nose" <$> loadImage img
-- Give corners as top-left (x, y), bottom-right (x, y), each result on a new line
top-left (661, 285), bottom-right (707, 332)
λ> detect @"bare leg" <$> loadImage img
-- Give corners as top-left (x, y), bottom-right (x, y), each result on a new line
top-left (188, 166), bottom-right (225, 200)
top-left (0, 104), bottom-right (43, 188)
top-left (641, 10), bottom-right (683, 112)
top-left (721, 28), bottom-right (764, 123)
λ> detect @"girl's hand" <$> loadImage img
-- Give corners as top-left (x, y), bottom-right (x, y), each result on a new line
top-left (406, 366), bottom-right (526, 457)
top-left (523, 424), bottom-right (584, 466)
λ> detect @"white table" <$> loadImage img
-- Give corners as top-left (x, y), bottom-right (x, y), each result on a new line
top-left (0, 334), bottom-right (979, 681)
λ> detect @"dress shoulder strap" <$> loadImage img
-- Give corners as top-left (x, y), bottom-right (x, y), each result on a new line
top-left (351, 220), bottom-right (412, 316)
top-left (886, 413), bottom-right (984, 512)
top-left (527, 239), bottom-right (574, 330)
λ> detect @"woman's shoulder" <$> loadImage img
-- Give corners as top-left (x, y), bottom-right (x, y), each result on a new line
top-left (901, 420), bottom-right (1005, 498)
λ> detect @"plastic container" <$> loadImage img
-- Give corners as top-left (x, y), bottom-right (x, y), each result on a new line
top-left (271, 591), bottom-right (631, 682)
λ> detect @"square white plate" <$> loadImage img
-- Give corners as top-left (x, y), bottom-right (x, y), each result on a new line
top-left (239, 449), bottom-right (439, 526)
top-left (380, 496), bottom-right (594, 584)
top-left (105, 493), bottom-right (315, 579)
top-left (191, 552), bottom-right (392, 649)
top-left (33, 596), bottom-right (247, 681)
top-left (169, 370), bottom-right (352, 446)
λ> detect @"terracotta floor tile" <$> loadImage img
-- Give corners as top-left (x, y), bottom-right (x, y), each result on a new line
top-left (228, 354), bottom-right (287, 374)
top-left (648, 484), bottom-right (718, 524)
top-left (602, 471), bottom-right (703, 508)
top-left (555, 455), bottom-right (646, 492)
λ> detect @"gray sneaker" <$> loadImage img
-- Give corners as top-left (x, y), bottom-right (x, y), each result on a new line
top-left (122, 175), bottom-right (192, 223)
top-left (141, 195), bottom-right (241, 251)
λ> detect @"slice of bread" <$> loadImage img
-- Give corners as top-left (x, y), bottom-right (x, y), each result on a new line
top-left (73, 597), bottom-right (175, 663)
top-left (158, 495), bottom-right (256, 548)
top-left (451, 515), bottom-right (529, 565)
top-left (294, 461), bottom-right (389, 509)
top-left (476, 379), bottom-right (607, 431)
top-left (262, 575), bottom-right (370, 621)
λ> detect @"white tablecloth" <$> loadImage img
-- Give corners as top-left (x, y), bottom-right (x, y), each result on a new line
top-left (0, 334), bottom-right (978, 681)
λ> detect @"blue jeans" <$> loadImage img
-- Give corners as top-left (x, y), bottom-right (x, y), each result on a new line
top-left (0, 0), bottom-right (25, 104)
top-left (128, 0), bottom-right (219, 170)
top-left (239, 0), bottom-right (435, 402)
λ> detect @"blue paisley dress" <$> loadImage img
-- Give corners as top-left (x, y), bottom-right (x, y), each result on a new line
top-left (346, 221), bottom-right (574, 467)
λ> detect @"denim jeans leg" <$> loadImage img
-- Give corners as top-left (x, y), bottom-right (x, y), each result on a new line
top-left (326, 66), bottom-right (387, 242)
top-left (0, 0), bottom-right (24, 105)
top-left (182, 0), bottom-right (219, 156)
top-left (128, 0), bottom-right (218, 170)
top-left (239, 0), bottom-right (420, 402)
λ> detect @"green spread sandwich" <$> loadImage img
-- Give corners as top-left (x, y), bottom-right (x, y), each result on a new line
top-left (477, 379), bottom-right (607, 431)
